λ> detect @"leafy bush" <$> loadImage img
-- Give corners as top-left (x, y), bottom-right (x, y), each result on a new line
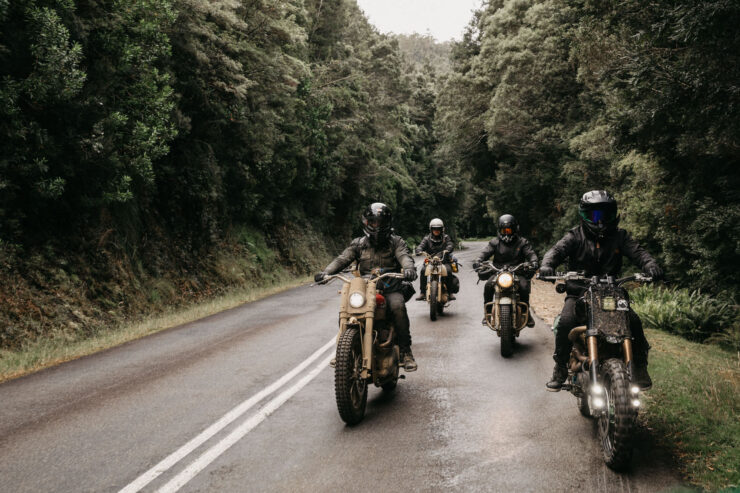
top-left (632, 286), bottom-right (739, 346)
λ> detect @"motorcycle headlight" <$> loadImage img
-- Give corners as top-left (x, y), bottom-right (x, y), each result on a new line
top-left (349, 292), bottom-right (365, 308)
top-left (497, 273), bottom-right (514, 289)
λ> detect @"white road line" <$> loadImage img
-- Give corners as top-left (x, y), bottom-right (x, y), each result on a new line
top-left (156, 352), bottom-right (334, 493)
top-left (119, 338), bottom-right (334, 493)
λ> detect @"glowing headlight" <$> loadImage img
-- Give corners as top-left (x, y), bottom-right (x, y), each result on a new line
top-left (592, 397), bottom-right (605, 408)
top-left (632, 399), bottom-right (641, 407)
top-left (592, 384), bottom-right (604, 395)
top-left (349, 292), bottom-right (366, 308)
top-left (630, 385), bottom-right (640, 395)
top-left (497, 273), bottom-right (514, 289)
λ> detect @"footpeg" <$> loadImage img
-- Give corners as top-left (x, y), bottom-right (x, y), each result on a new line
top-left (329, 358), bottom-right (336, 368)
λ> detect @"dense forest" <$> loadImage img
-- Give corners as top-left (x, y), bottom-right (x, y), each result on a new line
top-left (1, 0), bottom-right (738, 348)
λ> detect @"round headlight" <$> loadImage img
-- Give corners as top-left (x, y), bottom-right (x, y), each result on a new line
top-left (497, 273), bottom-right (514, 289)
top-left (349, 292), bottom-right (365, 308)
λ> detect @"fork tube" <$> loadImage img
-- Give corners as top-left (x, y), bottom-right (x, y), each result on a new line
top-left (361, 318), bottom-right (373, 379)
top-left (623, 338), bottom-right (633, 364)
top-left (587, 335), bottom-right (599, 384)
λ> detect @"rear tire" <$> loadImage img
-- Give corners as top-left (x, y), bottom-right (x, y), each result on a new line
top-left (335, 327), bottom-right (367, 425)
top-left (599, 358), bottom-right (637, 470)
top-left (499, 304), bottom-right (514, 357)
top-left (429, 279), bottom-right (438, 321)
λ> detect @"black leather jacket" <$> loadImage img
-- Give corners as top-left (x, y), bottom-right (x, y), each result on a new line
top-left (415, 233), bottom-right (454, 259)
top-left (541, 225), bottom-right (659, 278)
top-left (477, 236), bottom-right (539, 276)
top-left (324, 234), bottom-right (415, 292)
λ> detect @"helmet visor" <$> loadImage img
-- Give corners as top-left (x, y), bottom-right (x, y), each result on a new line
top-left (431, 227), bottom-right (443, 236)
top-left (581, 207), bottom-right (616, 224)
top-left (499, 226), bottom-right (514, 236)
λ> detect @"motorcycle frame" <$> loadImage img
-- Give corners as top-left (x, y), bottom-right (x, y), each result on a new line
top-left (336, 272), bottom-right (400, 385)
top-left (424, 255), bottom-right (448, 303)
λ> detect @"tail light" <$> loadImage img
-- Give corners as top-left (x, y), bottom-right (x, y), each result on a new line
top-left (424, 258), bottom-right (429, 264)
top-left (375, 293), bottom-right (386, 306)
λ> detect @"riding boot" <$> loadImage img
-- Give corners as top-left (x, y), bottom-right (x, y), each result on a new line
top-left (401, 347), bottom-right (417, 372)
top-left (546, 363), bottom-right (568, 391)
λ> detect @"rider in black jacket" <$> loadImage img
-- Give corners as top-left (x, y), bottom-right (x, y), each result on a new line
top-left (315, 202), bottom-right (419, 371)
top-left (473, 214), bottom-right (539, 326)
top-left (414, 218), bottom-right (459, 300)
top-left (539, 190), bottom-right (663, 390)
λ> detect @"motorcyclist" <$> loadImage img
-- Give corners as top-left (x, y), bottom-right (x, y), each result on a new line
top-left (473, 214), bottom-right (538, 327)
top-left (414, 218), bottom-right (459, 301)
top-left (314, 202), bottom-right (419, 371)
top-left (539, 190), bottom-right (663, 391)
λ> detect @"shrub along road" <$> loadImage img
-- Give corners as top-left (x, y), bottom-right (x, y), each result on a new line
top-left (0, 243), bottom-right (683, 492)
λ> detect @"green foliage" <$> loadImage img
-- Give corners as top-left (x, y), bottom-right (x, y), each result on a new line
top-left (632, 286), bottom-right (738, 345)
top-left (644, 329), bottom-right (740, 491)
top-left (437, 0), bottom-right (740, 296)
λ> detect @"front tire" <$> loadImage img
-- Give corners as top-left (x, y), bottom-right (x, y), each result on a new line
top-left (429, 279), bottom-right (438, 321)
top-left (499, 304), bottom-right (514, 357)
top-left (599, 358), bottom-right (638, 470)
top-left (335, 327), bottom-right (367, 425)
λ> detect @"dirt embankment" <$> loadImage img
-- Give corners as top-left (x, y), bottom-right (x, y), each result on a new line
top-left (530, 279), bottom-right (565, 325)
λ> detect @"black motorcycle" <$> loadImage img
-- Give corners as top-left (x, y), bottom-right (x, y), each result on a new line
top-left (538, 271), bottom-right (653, 469)
top-left (475, 261), bottom-right (532, 357)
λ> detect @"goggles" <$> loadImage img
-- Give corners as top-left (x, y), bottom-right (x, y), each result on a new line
top-left (499, 227), bottom-right (513, 236)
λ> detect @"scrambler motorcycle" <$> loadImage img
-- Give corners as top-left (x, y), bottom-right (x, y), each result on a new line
top-left (539, 271), bottom-right (653, 470)
top-left (475, 261), bottom-right (531, 357)
top-left (419, 252), bottom-right (455, 321)
top-left (317, 270), bottom-right (406, 425)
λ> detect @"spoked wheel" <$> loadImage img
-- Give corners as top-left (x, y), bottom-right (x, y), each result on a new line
top-left (429, 279), bottom-right (438, 321)
top-left (499, 304), bottom-right (514, 357)
top-left (335, 326), bottom-right (367, 425)
top-left (598, 359), bottom-right (638, 470)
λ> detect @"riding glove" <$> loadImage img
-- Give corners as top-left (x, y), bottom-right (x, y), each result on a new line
top-left (404, 268), bottom-right (417, 281)
top-left (539, 266), bottom-right (554, 277)
top-left (645, 264), bottom-right (663, 280)
top-left (314, 272), bottom-right (327, 283)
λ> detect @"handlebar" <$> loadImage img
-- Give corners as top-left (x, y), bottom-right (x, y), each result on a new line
top-left (315, 271), bottom-right (405, 286)
top-left (474, 261), bottom-right (530, 274)
top-left (537, 271), bottom-right (653, 286)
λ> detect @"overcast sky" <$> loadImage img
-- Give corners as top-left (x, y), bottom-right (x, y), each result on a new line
top-left (355, 0), bottom-right (483, 42)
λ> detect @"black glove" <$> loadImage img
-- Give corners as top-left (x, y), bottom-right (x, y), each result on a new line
top-left (539, 266), bottom-right (554, 277)
top-left (404, 268), bottom-right (417, 281)
top-left (645, 264), bottom-right (663, 280)
top-left (314, 272), bottom-right (327, 283)
top-left (472, 261), bottom-right (481, 270)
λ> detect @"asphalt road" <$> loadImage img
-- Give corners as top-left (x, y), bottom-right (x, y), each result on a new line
top-left (0, 242), bottom-right (685, 492)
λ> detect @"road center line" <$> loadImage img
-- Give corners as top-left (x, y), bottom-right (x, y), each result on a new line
top-left (156, 353), bottom-right (334, 493)
top-left (119, 338), bottom-right (334, 493)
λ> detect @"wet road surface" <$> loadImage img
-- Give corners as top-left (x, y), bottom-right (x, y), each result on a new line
top-left (0, 242), bottom-right (684, 492)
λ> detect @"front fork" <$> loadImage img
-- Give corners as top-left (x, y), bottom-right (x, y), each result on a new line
top-left (361, 318), bottom-right (373, 379)
top-left (587, 333), bottom-right (599, 386)
top-left (587, 335), bottom-right (636, 383)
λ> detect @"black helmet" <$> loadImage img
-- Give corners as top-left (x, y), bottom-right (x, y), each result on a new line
top-left (579, 190), bottom-right (619, 238)
top-left (497, 214), bottom-right (519, 244)
top-left (362, 202), bottom-right (393, 245)
top-left (429, 218), bottom-right (445, 244)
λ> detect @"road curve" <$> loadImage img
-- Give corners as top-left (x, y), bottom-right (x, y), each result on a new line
top-left (0, 242), bottom-right (684, 492)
